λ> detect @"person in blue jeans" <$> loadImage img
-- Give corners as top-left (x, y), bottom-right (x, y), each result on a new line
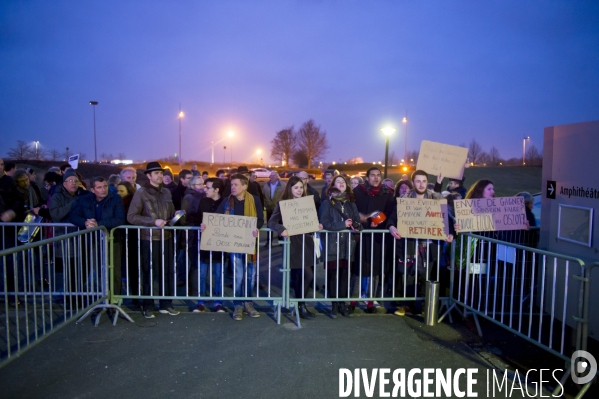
top-left (200, 173), bottom-right (263, 321)
top-left (186, 178), bottom-right (225, 312)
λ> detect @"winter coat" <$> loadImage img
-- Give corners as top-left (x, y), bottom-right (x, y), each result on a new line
top-left (127, 183), bottom-right (175, 241)
top-left (262, 180), bottom-right (285, 212)
top-left (267, 202), bottom-right (316, 269)
top-left (319, 199), bottom-right (360, 263)
top-left (69, 191), bottom-right (125, 230)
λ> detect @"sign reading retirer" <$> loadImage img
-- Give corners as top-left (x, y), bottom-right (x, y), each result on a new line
top-left (416, 141), bottom-right (468, 180)
top-left (200, 213), bottom-right (257, 255)
top-left (279, 195), bottom-right (320, 236)
top-left (396, 198), bottom-right (448, 240)
top-left (454, 196), bottom-right (527, 232)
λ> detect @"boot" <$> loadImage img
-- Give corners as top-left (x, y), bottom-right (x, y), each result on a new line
top-left (299, 303), bottom-right (314, 320)
top-left (331, 302), bottom-right (338, 319)
top-left (339, 302), bottom-right (351, 318)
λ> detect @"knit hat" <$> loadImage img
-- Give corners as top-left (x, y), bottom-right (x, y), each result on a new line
top-left (62, 169), bottom-right (78, 182)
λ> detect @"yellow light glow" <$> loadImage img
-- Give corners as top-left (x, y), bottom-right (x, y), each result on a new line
top-left (256, 149), bottom-right (262, 155)
top-left (228, 131), bottom-right (234, 137)
top-left (403, 167), bottom-right (408, 171)
top-left (179, 111), bottom-right (184, 118)
top-left (381, 127), bottom-right (396, 136)
top-left (402, 117), bottom-right (407, 123)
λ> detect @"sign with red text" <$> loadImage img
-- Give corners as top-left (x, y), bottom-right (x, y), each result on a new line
top-left (396, 198), bottom-right (448, 240)
top-left (454, 196), bottom-right (527, 232)
top-left (200, 213), bottom-right (257, 254)
top-left (279, 195), bottom-right (320, 236)
top-left (416, 141), bottom-right (468, 180)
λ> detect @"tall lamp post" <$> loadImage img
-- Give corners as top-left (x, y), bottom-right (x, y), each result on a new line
top-left (402, 113), bottom-right (408, 164)
top-left (34, 141), bottom-right (39, 160)
top-left (89, 101), bottom-right (98, 162)
top-left (522, 136), bottom-right (530, 165)
top-left (381, 127), bottom-right (396, 179)
top-left (211, 141), bottom-right (214, 164)
top-left (178, 105), bottom-right (184, 165)
top-left (228, 131), bottom-right (234, 163)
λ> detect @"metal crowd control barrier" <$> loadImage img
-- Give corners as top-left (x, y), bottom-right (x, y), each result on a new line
top-left (447, 232), bottom-right (591, 397)
top-left (285, 229), bottom-right (452, 327)
top-left (109, 225), bottom-right (285, 323)
top-left (0, 225), bottom-right (115, 368)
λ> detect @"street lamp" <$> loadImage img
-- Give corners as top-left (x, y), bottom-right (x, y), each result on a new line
top-left (178, 106), bottom-right (184, 165)
top-left (228, 131), bottom-right (234, 163)
top-left (89, 101), bottom-right (98, 163)
top-left (381, 126), bottom-right (396, 179)
top-left (402, 113), bottom-right (408, 164)
top-left (256, 149), bottom-right (262, 165)
top-left (211, 141), bottom-right (214, 164)
top-left (34, 141), bottom-right (39, 160)
top-left (522, 136), bottom-right (530, 165)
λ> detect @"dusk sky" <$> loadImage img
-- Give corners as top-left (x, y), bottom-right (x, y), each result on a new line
top-left (1, 1), bottom-right (598, 166)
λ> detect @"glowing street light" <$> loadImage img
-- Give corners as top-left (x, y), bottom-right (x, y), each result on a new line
top-left (381, 126), bottom-right (396, 179)
top-left (178, 105), bottom-right (184, 165)
top-left (522, 136), bottom-right (530, 165)
top-left (228, 131), bottom-right (234, 163)
top-left (89, 101), bottom-right (98, 162)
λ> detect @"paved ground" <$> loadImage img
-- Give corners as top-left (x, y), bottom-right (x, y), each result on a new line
top-left (0, 304), bottom-right (570, 399)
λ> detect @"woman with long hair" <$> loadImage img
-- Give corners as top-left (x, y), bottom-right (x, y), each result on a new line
top-left (394, 179), bottom-right (413, 198)
top-left (465, 179), bottom-right (494, 199)
top-left (319, 175), bottom-right (360, 318)
top-left (268, 176), bottom-right (322, 319)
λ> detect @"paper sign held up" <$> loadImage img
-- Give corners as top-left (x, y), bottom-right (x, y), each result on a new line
top-left (200, 212), bottom-right (257, 255)
top-left (68, 154), bottom-right (80, 169)
top-left (279, 195), bottom-right (320, 236)
top-left (396, 198), bottom-right (448, 240)
top-left (454, 196), bottom-right (528, 232)
top-left (416, 141), bottom-right (468, 180)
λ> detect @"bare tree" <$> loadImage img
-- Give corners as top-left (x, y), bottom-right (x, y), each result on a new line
top-left (48, 149), bottom-right (62, 161)
top-left (479, 152), bottom-right (490, 165)
top-left (117, 152), bottom-right (126, 159)
top-left (468, 139), bottom-right (484, 165)
top-left (270, 127), bottom-right (297, 166)
top-left (7, 140), bottom-right (34, 159)
top-left (488, 146), bottom-right (502, 166)
top-left (526, 145), bottom-right (542, 166)
top-left (291, 150), bottom-right (309, 168)
top-left (407, 150), bottom-right (419, 165)
top-left (36, 148), bottom-right (48, 160)
top-left (296, 120), bottom-right (329, 168)
top-left (388, 150), bottom-right (399, 165)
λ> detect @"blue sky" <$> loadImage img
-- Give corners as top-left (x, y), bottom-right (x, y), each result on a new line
top-left (1, 0), bottom-right (598, 165)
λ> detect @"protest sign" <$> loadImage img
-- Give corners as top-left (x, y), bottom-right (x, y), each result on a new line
top-left (416, 141), bottom-right (468, 180)
top-left (396, 198), bottom-right (448, 240)
top-left (454, 196), bottom-right (527, 232)
top-left (279, 195), bottom-right (320, 236)
top-left (68, 154), bottom-right (80, 169)
top-left (200, 212), bottom-right (257, 254)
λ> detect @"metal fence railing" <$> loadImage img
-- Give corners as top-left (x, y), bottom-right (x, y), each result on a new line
top-left (109, 226), bottom-right (286, 324)
top-left (1, 226), bottom-right (111, 367)
top-left (448, 232), bottom-right (593, 397)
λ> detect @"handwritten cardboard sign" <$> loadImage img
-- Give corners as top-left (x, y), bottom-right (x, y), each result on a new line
top-left (200, 212), bottom-right (257, 254)
top-left (454, 196), bottom-right (527, 232)
top-left (396, 198), bottom-right (448, 240)
top-left (68, 154), bottom-right (80, 169)
top-left (416, 141), bottom-right (468, 180)
top-left (279, 195), bottom-right (320, 236)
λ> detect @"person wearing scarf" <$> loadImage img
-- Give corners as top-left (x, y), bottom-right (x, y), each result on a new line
top-left (351, 167), bottom-right (396, 314)
top-left (12, 169), bottom-right (42, 222)
top-left (203, 173), bottom-right (263, 321)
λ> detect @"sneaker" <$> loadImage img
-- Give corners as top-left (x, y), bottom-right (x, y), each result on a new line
top-left (394, 308), bottom-right (406, 316)
top-left (159, 306), bottom-right (180, 316)
top-left (192, 304), bottom-right (207, 313)
top-left (373, 301), bottom-right (381, 308)
top-left (233, 305), bottom-right (244, 321)
top-left (214, 304), bottom-right (226, 313)
top-left (141, 308), bottom-right (155, 319)
top-left (244, 302), bottom-right (260, 318)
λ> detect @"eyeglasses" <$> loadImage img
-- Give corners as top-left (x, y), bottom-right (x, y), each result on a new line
top-left (65, 179), bottom-right (80, 184)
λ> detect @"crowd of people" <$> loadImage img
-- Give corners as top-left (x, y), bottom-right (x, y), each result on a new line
top-left (0, 157), bottom-right (537, 320)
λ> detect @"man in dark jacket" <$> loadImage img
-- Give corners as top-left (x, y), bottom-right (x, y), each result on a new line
top-left (352, 167), bottom-right (396, 313)
top-left (70, 176), bottom-right (126, 297)
top-left (170, 169), bottom-right (192, 210)
top-left (127, 161), bottom-right (178, 318)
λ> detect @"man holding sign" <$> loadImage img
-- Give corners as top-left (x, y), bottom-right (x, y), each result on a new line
top-left (201, 173), bottom-right (263, 321)
top-left (388, 170), bottom-right (453, 242)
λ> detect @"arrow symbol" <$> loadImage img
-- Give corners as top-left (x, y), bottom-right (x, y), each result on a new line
top-left (549, 184), bottom-right (554, 195)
